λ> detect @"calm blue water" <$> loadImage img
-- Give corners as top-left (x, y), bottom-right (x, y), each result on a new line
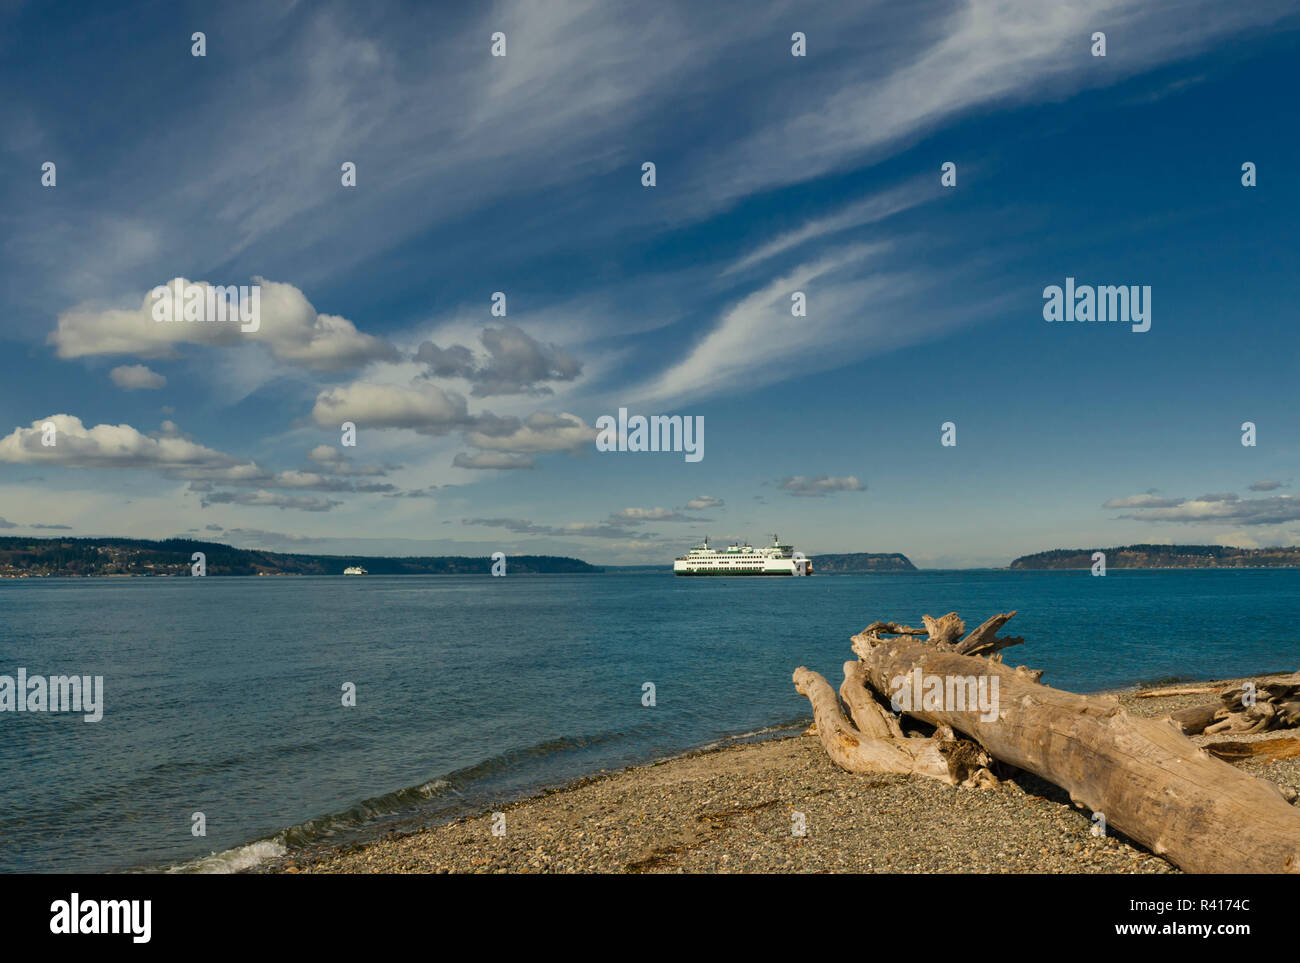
top-left (1, 570), bottom-right (1297, 873)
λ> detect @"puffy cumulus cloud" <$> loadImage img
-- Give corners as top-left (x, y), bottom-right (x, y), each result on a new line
top-left (0, 414), bottom-right (244, 470)
top-left (1107, 491), bottom-right (1300, 526)
top-left (685, 495), bottom-right (723, 510)
top-left (453, 451), bottom-right (535, 470)
top-left (109, 364), bottom-right (166, 390)
top-left (50, 278), bottom-right (399, 371)
top-left (463, 411), bottom-right (595, 453)
top-left (776, 475), bottom-right (866, 497)
top-left (416, 324), bottom-right (581, 396)
top-left (311, 382), bottom-right (472, 435)
top-left (0, 415), bottom-right (400, 509)
top-left (200, 490), bottom-right (342, 512)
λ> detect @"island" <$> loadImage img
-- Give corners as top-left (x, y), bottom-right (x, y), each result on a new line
top-left (0, 537), bottom-right (602, 577)
top-left (808, 552), bottom-right (917, 573)
top-left (1009, 544), bottom-right (1300, 569)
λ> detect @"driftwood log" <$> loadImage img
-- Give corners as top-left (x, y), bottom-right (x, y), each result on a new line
top-left (1202, 673), bottom-right (1300, 735)
top-left (793, 666), bottom-right (993, 786)
top-left (795, 610), bottom-right (1300, 874)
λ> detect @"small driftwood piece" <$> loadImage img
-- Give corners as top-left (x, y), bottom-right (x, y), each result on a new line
top-left (796, 610), bottom-right (1300, 873)
top-left (1169, 702), bottom-right (1221, 736)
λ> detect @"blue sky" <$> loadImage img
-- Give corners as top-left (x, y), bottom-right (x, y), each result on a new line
top-left (0, 0), bottom-right (1297, 566)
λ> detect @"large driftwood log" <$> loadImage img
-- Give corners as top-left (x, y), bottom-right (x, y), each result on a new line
top-left (793, 665), bottom-right (993, 787)
top-left (838, 614), bottom-right (1300, 874)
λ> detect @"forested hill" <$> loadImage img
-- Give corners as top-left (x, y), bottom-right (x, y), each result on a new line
top-left (0, 537), bottom-right (601, 577)
top-left (1009, 544), bottom-right (1300, 569)
top-left (809, 553), bottom-right (917, 573)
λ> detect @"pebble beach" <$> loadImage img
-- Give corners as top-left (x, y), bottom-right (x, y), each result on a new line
top-left (264, 677), bottom-right (1300, 874)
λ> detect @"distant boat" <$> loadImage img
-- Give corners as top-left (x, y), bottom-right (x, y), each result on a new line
top-left (342, 566), bottom-right (368, 576)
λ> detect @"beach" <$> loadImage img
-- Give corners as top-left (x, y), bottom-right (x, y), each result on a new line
top-left (266, 679), bottom-right (1300, 874)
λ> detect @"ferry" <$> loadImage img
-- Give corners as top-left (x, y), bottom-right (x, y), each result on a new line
top-left (342, 566), bottom-right (368, 576)
top-left (673, 535), bottom-right (812, 576)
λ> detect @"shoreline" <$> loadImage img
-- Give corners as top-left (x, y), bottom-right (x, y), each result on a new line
top-left (256, 675), bottom-right (1300, 874)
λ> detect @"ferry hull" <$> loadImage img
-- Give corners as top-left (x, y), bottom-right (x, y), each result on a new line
top-left (674, 569), bottom-right (811, 576)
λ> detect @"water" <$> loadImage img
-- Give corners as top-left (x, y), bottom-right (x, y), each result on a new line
top-left (1, 569), bottom-right (1297, 873)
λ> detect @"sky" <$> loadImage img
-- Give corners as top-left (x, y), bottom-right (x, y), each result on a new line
top-left (0, 0), bottom-right (1297, 567)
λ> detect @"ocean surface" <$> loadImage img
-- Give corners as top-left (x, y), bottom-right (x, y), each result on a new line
top-left (2, 569), bottom-right (1298, 873)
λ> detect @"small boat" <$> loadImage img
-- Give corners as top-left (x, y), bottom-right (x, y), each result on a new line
top-left (342, 566), bottom-right (368, 576)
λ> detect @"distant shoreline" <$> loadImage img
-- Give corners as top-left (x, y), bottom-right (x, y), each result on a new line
top-left (7, 565), bottom-right (1300, 580)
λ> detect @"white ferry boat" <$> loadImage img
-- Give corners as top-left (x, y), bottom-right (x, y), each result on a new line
top-left (673, 535), bottom-right (812, 576)
top-left (342, 566), bottom-right (368, 576)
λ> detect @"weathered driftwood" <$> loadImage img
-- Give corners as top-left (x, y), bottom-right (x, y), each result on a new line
top-left (1135, 683), bottom-right (1222, 699)
top-left (1169, 702), bottom-right (1220, 735)
top-left (798, 610), bottom-right (1300, 874)
top-left (1167, 673), bottom-right (1300, 735)
top-left (792, 665), bottom-right (994, 787)
top-left (955, 611), bottom-right (1024, 657)
top-left (1205, 737), bottom-right (1300, 768)
top-left (1202, 673), bottom-right (1300, 735)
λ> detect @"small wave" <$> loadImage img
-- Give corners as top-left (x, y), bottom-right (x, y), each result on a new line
top-left (168, 839), bottom-right (288, 874)
top-left (162, 731), bottom-right (638, 873)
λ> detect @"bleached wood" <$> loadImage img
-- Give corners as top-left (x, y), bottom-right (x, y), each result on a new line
top-left (835, 613), bottom-right (1300, 874)
top-left (793, 666), bottom-right (991, 786)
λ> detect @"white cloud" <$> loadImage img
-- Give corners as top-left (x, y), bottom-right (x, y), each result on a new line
top-left (200, 489), bottom-right (342, 512)
top-left (50, 278), bottom-right (399, 371)
top-left (685, 495), bottom-right (723, 510)
top-left (109, 364), bottom-right (166, 390)
top-left (452, 451), bottom-right (535, 470)
top-left (720, 178), bottom-right (934, 276)
top-left (463, 411), bottom-right (596, 453)
top-left (311, 382), bottom-right (472, 435)
top-left (0, 414), bottom-right (243, 470)
top-left (777, 475), bottom-right (866, 497)
top-left (635, 244), bottom-right (901, 403)
top-left (1111, 492), bottom-right (1300, 526)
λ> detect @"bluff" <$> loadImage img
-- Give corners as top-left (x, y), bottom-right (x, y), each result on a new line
top-left (809, 552), bottom-right (917, 573)
top-left (1009, 544), bottom-right (1300, 569)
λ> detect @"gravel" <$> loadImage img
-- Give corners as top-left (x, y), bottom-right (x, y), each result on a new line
top-left (264, 676), bottom-right (1298, 874)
